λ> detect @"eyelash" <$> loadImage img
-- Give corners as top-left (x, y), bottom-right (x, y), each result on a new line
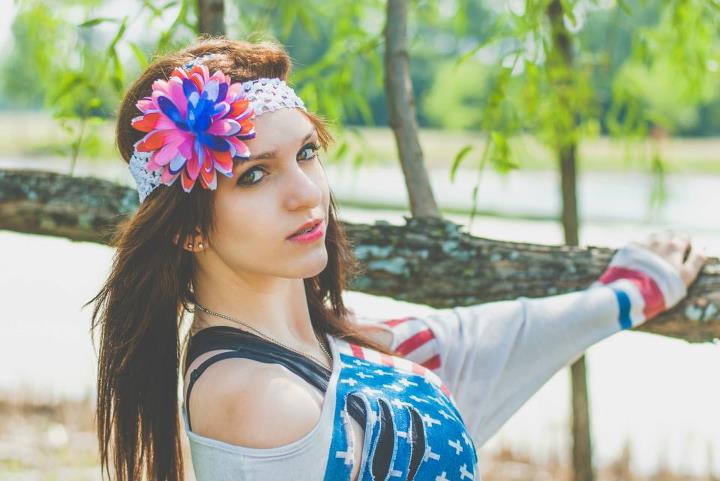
top-left (236, 142), bottom-right (320, 187)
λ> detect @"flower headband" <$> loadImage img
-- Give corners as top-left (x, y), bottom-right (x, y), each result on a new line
top-left (129, 53), bottom-right (307, 202)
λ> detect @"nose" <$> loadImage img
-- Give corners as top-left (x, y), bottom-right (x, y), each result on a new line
top-left (283, 161), bottom-right (324, 212)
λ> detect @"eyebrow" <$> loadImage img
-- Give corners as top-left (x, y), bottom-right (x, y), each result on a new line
top-left (245, 127), bottom-right (318, 162)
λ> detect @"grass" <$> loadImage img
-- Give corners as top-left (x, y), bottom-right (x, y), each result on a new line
top-left (0, 111), bottom-right (718, 174)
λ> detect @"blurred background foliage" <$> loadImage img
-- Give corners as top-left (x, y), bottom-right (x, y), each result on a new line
top-left (0, 0), bottom-right (718, 173)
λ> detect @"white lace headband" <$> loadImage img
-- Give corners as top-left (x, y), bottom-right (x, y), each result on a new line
top-left (128, 53), bottom-right (306, 202)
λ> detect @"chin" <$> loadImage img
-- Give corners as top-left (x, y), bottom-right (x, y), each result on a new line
top-left (276, 248), bottom-right (328, 280)
top-left (298, 249), bottom-right (329, 278)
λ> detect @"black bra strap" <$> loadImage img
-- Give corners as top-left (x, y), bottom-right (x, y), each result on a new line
top-left (184, 326), bottom-right (333, 432)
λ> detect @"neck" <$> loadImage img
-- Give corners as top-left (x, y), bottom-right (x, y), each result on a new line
top-left (192, 264), bottom-right (323, 357)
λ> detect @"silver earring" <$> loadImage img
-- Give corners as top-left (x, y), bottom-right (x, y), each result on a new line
top-left (186, 242), bottom-right (193, 249)
top-left (198, 242), bottom-right (204, 249)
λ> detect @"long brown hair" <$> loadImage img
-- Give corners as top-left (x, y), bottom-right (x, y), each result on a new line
top-left (89, 37), bottom-right (393, 481)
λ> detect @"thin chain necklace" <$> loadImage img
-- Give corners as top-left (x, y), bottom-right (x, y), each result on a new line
top-left (193, 302), bottom-right (332, 370)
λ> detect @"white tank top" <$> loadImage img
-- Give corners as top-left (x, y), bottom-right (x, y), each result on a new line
top-left (181, 330), bottom-right (480, 481)
top-left (181, 332), bottom-right (342, 481)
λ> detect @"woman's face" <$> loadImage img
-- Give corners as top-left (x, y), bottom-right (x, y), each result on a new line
top-left (205, 108), bottom-right (331, 280)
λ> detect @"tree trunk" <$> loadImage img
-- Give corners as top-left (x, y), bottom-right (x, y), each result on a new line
top-left (2, 169), bottom-right (719, 343)
top-left (197, 0), bottom-right (225, 36)
top-left (547, 1), bottom-right (594, 480)
top-left (384, 0), bottom-right (441, 219)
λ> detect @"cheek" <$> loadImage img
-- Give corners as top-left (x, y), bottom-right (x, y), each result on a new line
top-left (212, 191), bottom-right (278, 252)
top-left (311, 162), bottom-right (331, 203)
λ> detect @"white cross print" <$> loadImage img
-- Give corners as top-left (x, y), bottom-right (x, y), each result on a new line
top-left (396, 430), bottom-right (408, 439)
top-left (438, 409), bottom-right (453, 420)
top-left (353, 359), bottom-right (369, 366)
top-left (428, 395), bottom-right (443, 404)
top-left (341, 378), bottom-right (358, 386)
top-left (448, 439), bottom-right (463, 455)
top-left (462, 432), bottom-right (472, 446)
top-left (435, 472), bottom-right (449, 481)
top-left (356, 372), bottom-right (374, 379)
top-left (335, 448), bottom-right (353, 466)
top-left (389, 468), bottom-right (402, 478)
top-left (423, 445), bottom-right (441, 462)
top-left (459, 463), bottom-right (474, 480)
top-left (409, 395), bottom-right (429, 403)
top-left (391, 398), bottom-right (411, 410)
top-left (383, 383), bottom-right (404, 393)
top-left (362, 387), bottom-right (382, 396)
top-left (421, 413), bottom-right (441, 427)
top-left (373, 368), bottom-right (390, 376)
top-left (398, 377), bottom-right (418, 387)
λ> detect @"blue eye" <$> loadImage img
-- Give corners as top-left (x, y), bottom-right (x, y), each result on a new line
top-left (236, 142), bottom-right (320, 187)
top-left (299, 143), bottom-right (320, 161)
top-left (236, 167), bottom-right (267, 186)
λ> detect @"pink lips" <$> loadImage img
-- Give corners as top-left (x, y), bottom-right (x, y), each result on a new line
top-left (287, 219), bottom-right (325, 243)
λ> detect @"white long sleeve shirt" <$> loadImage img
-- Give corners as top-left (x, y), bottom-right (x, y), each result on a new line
top-left (357, 243), bottom-right (686, 448)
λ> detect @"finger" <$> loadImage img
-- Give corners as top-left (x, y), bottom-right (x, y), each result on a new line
top-left (680, 244), bottom-right (707, 286)
top-left (669, 237), bottom-right (691, 263)
top-left (659, 230), bottom-right (674, 244)
top-left (653, 230), bottom-right (677, 257)
top-left (674, 232), bottom-right (690, 243)
top-left (641, 232), bottom-right (661, 251)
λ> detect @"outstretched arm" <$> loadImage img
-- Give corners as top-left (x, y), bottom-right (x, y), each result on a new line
top-left (354, 233), bottom-right (705, 447)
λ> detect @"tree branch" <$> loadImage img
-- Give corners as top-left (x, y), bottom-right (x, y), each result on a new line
top-left (2, 169), bottom-right (718, 342)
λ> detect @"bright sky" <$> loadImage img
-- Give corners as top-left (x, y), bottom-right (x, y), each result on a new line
top-left (0, 0), bottom-right (14, 50)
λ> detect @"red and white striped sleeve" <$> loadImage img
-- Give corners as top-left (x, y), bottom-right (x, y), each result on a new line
top-left (354, 243), bottom-right (687, 449)
top-left (371, 316), bottom-right (443, 371)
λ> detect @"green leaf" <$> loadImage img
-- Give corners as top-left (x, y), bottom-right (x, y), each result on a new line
top-left (109, 48), bottom-right (125, 93)
top-left (450, 145), bottom-right (474, 182)
top-left (352, 152), bottom-right (364, 170)
top-left (457, 44), bottom-right (483, 66)
top-left (129, 42), bottom-right (148, 69)
top-left (297, 6), bottom-right (319, 39)
top-left (142, 1), bottom-right (163, 17)
top-left (560, 0), bottom-right (577, 27)
top-left (616, 0), bottom-right (632, 15)
top-left (106, 16), bottom-right (128, 53)
top-left (78, 18), bottom-right (117, 28)
top-left (333, 141), bottom-right (349, 161)
top-left (50, 73), bottom-right (85, 104)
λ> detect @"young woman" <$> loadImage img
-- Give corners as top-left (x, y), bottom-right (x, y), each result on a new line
top-left (90, 38), bottom-right (705, 481)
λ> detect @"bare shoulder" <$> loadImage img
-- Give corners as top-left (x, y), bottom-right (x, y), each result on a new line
top-left (186, 356), bottom-right (324, 449)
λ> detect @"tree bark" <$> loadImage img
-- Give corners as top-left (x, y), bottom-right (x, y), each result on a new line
top-left (197, 0), bottom-right (225, 36)
top-left (384, 0), bottom-right (441, 218)
top-left (2, 169), bottom-right (719, 343)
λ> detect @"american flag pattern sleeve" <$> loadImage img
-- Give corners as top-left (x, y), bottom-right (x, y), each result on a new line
top-left (353, 243), bottom-right (686, 450)
top-left (375, 316), bottom-right (443, 372)
top-left (594, 242), bottom-right (687, 329)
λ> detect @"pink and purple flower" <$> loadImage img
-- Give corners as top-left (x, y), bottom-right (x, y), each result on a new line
top-left (131, 64), bottom-right (256, 192)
